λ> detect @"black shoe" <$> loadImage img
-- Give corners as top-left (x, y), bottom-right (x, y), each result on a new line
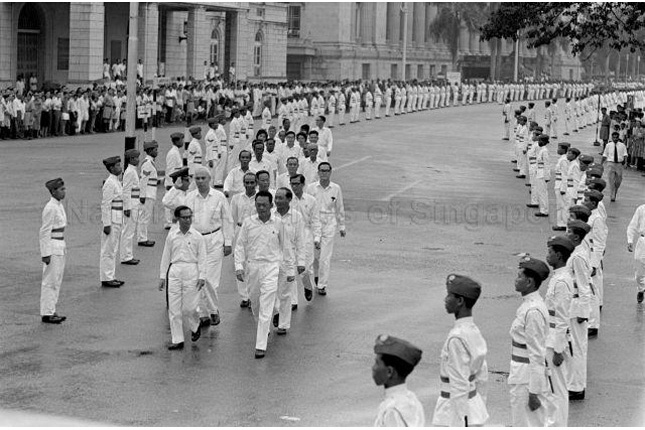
top-left (255, 349), bottom-right (265, 359)
top-left (535, 213), bottom-right (549, 217)
top-left (314, 277), bottom-right (319, 286)
top-left (552, 226), bottom-right (566, 231)
top-left (164, 226), bottom-right (171, 230)
top-left (588, 328), bottom-right (598, 337)
top-left (638, 291), bottom-right (644, 303)
top-left (317, 287), bottom-right (327, 296)
top-left (291, 304), bottom-right (298, 311)
top-left (273, 313), bottom-right (279, 328)
top-left (191, 326), bottom-right (201, 342)
top-left (599, 305), bottom-right (603, 313)
top-left (137, 240), bottom-right (155, 247)
top-left (511, 160), bottom-right (518, 163)
top-left (41, 315), bottom-right (65, 324)
top-left (525, 183), bottom-right (531, 187)
top-left (101, 280), bottom-right (122, 288)
top-left (526, 204), bottom-right (539, 208)
top-left (277, 328), bottom-right (287, 335)
top-left (513, 169), bottom-right (520, 172)
top-left (304, 288), bottom-right (313, 302)
top-left (199, 317), bottom-right (211, 328)
top-left (168, 342), bottom-right (184, 350)
top-left (564, 132), bottom-right (570, 136)
top-left (53, 313), bottom-right (67, 321)
top-left (120, 259), bottom-right (140, 265)
top-left (210, 313), bottom-right (220, 326)
top-left (240, 299), bottom-right (250, 308)
top-left (516, 175), bottom-right (526, 178)
top-left (568, 390), bottom-right (585, 401)
top-left (115, 280), bottom-right (125, 286)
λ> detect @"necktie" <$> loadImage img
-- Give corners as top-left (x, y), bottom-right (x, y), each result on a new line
top-left (614, 142), bottom-right (618, 163)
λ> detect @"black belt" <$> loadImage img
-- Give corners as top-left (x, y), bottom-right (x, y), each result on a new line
top-left (202, 227), bottom-right (221, 235)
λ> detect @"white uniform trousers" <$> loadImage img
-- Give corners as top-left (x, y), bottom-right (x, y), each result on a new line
top-left (248, 261), bottom-right (280, 351)
top-left (275, 261), bottom-right (296, 329)
top-left (338, 107), bottom-right (346, 125)
top-left (429, 95), bottom-right (436, 109)
top-left (636, 259), bottom-right (645, 293)
top-left (563, 118), bottom-right (570, 134)
top-left (589, 267), bottom-right (603, 329)
top-left (328, 110), bottom-right (335, 127)
top-left (119, 205), bottom-right (139, 262)
top-left (400, 96), bottom-right (407, 113)
top-left (546, 348), bottom-right (569, 427)
top-left (555, 186), bottom-right (568, 228)
top-left (295, 229), bottom-right (315, 305)
top-left (384, 98), bottom-right (392, 116)
top-left (374, 99), bottom-right (382, 118)
top-left (509, 384), bottom-right (548, 427)
top-left (518, 151), bottom-right (528, 176)
top-left (350, 105), bottom-right (359, 122)
top-left (163, 188), bottom-right (174, 227)
top-left (365, 104), bottom-right (372, 120)
top-left (503, 122), bottom-right (510, 140)
top-left (198, 230), bottom-right (224, 317)
top-left (551, 120), bottom-right (558, 139)
top-left (233, 226), bottom-right (249, 300)
top-left (137, 198), bottom-right (155, 242)
top-left (100, 225), bottom-right (121, 281)
top-left (41, 254), bottom-right (65, 316)
top-left (394, 98), bottom-right (401, 115)
top-left (536, 177), bottom-right (549, 214)
top-left (528, 166), bottom-right (538, 205)
top-left (566, 318), bottom-right (588, 392)
top-left (212, 156), bottom-right (227, 187)
top-left (167, 262), bottom-right (200, 344)
top-left (315, 216), bottom-right (337, 290)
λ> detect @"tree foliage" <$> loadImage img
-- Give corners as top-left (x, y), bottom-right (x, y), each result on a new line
top-left (428, 3), bottom-right (490, 60)
top-left (480, 2), bottom-right (645, 56)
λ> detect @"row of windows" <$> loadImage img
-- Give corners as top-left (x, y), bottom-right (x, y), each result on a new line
top-left (361, 63), bottom-right (449, 80)
top-left (210, 29), bottom-right (263, 77)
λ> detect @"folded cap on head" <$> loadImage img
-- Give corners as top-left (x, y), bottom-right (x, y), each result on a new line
top-left (143, 140), bottom-right (158, 150)
top-left (569, 204), bottom-right (591, 218)
top-left (45, 178), bottom-right (64, 192)
top-left (518, 256), bottom-right (550, 281)
top-left (102, 156), bottom-right (121, 167)
top-left (584, 189), bottom-right (604, 203)
top-left (568, 147), bottom-right (581, 156)
top-left (567, 219), bottom-right (591, 233)
top-left (446, 274), bottom-right (482, 300)
top-left (170, 132), bottom-right (184, 141)
top-left (189, 126), bottom-right (201, 135)
top-left (547, 235), bottom-right (575, 252)
top-left (579, 155), bottom-right (594, 164)
top-left (124, 149), bottom-right (140, 158)
top-left (169, 167), bottom-right (190, 179)
top-left (558, 142), bottom-right (571, 149)
top-left (374, 334), bottom-right (422, 367)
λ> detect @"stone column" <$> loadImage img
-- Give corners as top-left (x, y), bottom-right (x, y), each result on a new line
top-left (227, 9), bottom-right (249, 81)
top-left (186, 6), bottom-right (209, 79)
top-left (459, 24), bottom-right (469, 55)
top-left (413, 2), bottom-right (424, 46)
top-left (138, 2), bottom-right (158, 81)
top-left (68, 2), bottom-right (104, 83)
top-left (374, 2), bottom-right (387, 45)
top-left (387, 2), bottom-right (400, 45)
top-left (0, 2), bottom-right (13, 85)
top-left (362, 2), bottom-right (377, 44)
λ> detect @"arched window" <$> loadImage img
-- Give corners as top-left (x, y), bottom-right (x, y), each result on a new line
top-left (254, 31), bottom-right (263, 77)
top-left (210, 28), bottom-right (219, 66)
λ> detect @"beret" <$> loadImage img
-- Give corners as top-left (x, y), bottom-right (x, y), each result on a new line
top-left (589, 178), bottom-right (606, 191)
top-left (558, 142), bottom-right (571, 149)
top-left (579, 155), bottom-right (594, 164)
top-left (170, 132), bottom-right (184, 140)
top-left (569, 204), bottom-right (591, 217)
top-left (169, 167), bottom-right (190, 179)
top-left (143, 140), bottom-right (158, 150)
top-left (189, 126), bottom-right (201, 135)
top-left (45, 178), bottom-right (64, 192)
top-left (207, 117), bottom-right (218, 125)
top-left (584, 189), bottom-right (604, 202)
top-left (567, 219), bottom-right (591, 233)
top-left (586, 167), bottom-right (603, 177)
top-left (374, 334), bottom-right (422, 367)
top-left (518, 256), bottom-right (550, 281)
top-left (124, 149), bottom-right (140, 158)
top-left (568, 147), bottom-right (581, 156)
top-left (547, 235), bottom-right (575, 252)
top-left (446, 274), bottom-right (482, 300)
top-left (102, 156), bottom-right (121, 167)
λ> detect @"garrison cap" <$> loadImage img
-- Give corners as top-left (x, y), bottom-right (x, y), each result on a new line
top-left (584, 189), bottom-right (604, 202)
top-left (518, 256), bottom-right (550, 281)
top-left (169, 167), bottom-right (190, 180)
top-left (102, 156), bottom-right (121, 167)
top-left (538, 134), bottom-right (550, 142)
top-left (124, 149), bottom-right (140, 158)
top-left (586, 167), bottom-right (603, 178)
top-left (558, 142), bottom-right (571, 149)
top-left (589, 178), bottom-right (607, 191)
top-left (569, 204), bottom-right (591, 218)
top-left (567, 219), bottom-right (591, 234)
top-left (170, 132), bottom-right (184, 141)
top-left (547, 235), bottom-right (575, 253)
top-left (446, 274), bottom-right (482, 300)
top-left (568, 147), bottom-right (581, 156)
top-left (207, 117), bottom-right (218, 125)
top-left (189, 126), bottom-right (201, 135)
top-left (143, 140), bottom-right (158, 150)
top-left (579, 155), bottom-right (594, 164)
top-left (374, 334), bottom-right (423, 367)
top-left (45, 178), bottom-right (64, 192)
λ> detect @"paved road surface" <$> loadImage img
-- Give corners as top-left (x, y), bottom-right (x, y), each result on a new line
top-left (0, 101), bottom-right (644, 426)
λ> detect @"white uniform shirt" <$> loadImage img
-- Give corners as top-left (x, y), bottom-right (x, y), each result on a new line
top-left (306, 181), bottom-right (345, 231)
top-left (274, 208), bottom-right (306, 267)
top-left (587, 210), bottom-right (607, 270)
top-left (162, 187), bottom-right (189, 212)
top-left (627, 204), bottom-right (645, 261)
top-left (40, 197), bottom-right (67, 257)
top-left (545, 266), bottom-right (574, 354)
top-left (234, 214), bottom-right (294, 275)
top-left (567, 243), bottom-right (592, 319)
top-left (187, 138), bottom-right (203, 175)
top-left (184, 188), bottom-right (233, 245)
top-left (159, 227), bottom-right (207, 278)
top-left (374, 384), bottom-right (425, 427)
top-left (231, 192), bottom-right (257, 227)
top-left (300, 158), bottom-right (320, 187)
top-left (139, 155), bottom-right (158, 200)
top-left (205, 128), bottom-right (218, 162)
top-left (223, 167), bottom-right (250, 197)
top-left (122, 164), bottom-right (140, 211)
top-left (316, 126), bottom-right (334, 155)
top-left (292, 192), bottom-right (322, 242)
top-left (165, 146), bottom-right (183, 187)
top-left (101, 174), bottom-right (124, 227)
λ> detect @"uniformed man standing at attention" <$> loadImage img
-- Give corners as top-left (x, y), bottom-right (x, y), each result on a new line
top-left (186, 126), bottom-right (203, 188)
top-left (432, 274), bottom-right (489, 427)
top-left (552, 142), bottom-right (571, 231)
top-left (164, 132), bottom-right (184, 229)
top-left (39, 178), bottom-right (68, 323)
top-left (119, 149), bottom-right (141, 265)
top-left (509, 256), bottom-right (551, 427)
top-left (372, 334), bottom-right (425, 427)
top-left (627, 201), bottom-right (645, 304)
top-left (137, 141), bottom-right (159, 247)
top-left (100, 156), bottom-right (125, 288)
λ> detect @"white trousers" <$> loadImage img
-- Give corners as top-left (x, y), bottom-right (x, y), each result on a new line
top-left (566, 318), bottom-right (588, 392)
top-left (384, 98), bottom-right (391, 116)
top-left (120, 203), bottom-right (139, 262)
top-left (163, 188), bottom-right (174, 227)
top-left (374, 99), bottom-right (382, 118)
top-left (315, 217), bottom-right (337, 289)
top-left (551, 120), bottom-right (558, 139)
top-left (555, 187), bottom-right (568, 228)
top-left (328, 111), bottom-right (335, 127)
top-left (275, 263), bottom-right (296, 329)
top-left (589, 266), bottom-right (603, 329)
top-left (503, 122), bottom-right (510, 139)
top-left (248, 261), bottom-right (280, 351)
top-left (137, 198), bottom-right (155, 242)
top-left (518, 150), bottom-right (528, 176)
top-left (509, 384), bottom-right (547, 427)
top-left (536, 177), bottom-right (549, 214)
top-left (41, 254), bottom-right (65, 315)
top-left (545, 348), bottom-right (569, 427)
top-left (338, 108), bottom-right (346, 125)
top-left (365, 104), bottom-right (372, 120)
top-left (394, 98), bottom-right (401, 115)
top-left (528, 166), bottom-right (538, 205)
top-left (100, 224), bottom-right (121, 281)
top-left (233, 227), bottom-right (249, 301)
top-left (198, 231), bottom-right (224, 317)
top-left (167, 263), bottom-right (200, 344)
top-left (636, 260), bottom-right (645, 293)
top-left (212, 155), bottom-right (227, 186)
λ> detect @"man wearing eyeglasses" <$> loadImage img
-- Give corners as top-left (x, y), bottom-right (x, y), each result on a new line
top-left (306, 162), bottom-right (346, 296)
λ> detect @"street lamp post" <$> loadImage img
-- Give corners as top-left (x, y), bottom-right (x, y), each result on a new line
top-left (124, 1), bottom-right (139, 153)
top-left (400, 3), bottom-right (408, 81)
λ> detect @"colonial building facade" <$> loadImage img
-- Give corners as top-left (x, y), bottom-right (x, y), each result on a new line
top-left (0, 2), bottom-right (288, 87)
